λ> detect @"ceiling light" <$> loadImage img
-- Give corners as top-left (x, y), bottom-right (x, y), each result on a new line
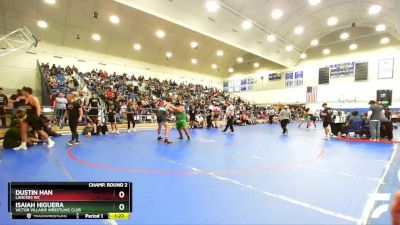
top-left (271, 9), bottom-right (283, 19)
top-left (133, 43), bottom-right (141, 50)
top-left (191, 58), bottom-right (197, 64)
top-left (216, 50), bottom-right (224, 56)
top-left (228, 68), bottom-right (234, 73)
top-left (37, 20), bottom-right (48, 28)
top-left (109, 15), bottom-right (120, 24)
top-left (340, 32), bottom-right (349, 40)
top-left (380, 37), bottom-right (390, 44)
top-left (300, 53), bottom-right (307, 59)
top-left (310, 39), bottom-right (319, 46)
top-left (376, 24), bottom-right (386, 32)
top-left (190, 41), bottom-right (199, 49)
top-left (156, 30), bottom-right (165, 38)
top-left (285, 45), bottom-right (293, 51)
top-left (241, 20), bottom-right (252, 30)
top-left (294, 26), bottom-right (304, 35)
top-left (267, 35), bottom-right (276, 42)
top-left (205, 1), bottom-right (219, 12)
top-left (44, 0), bottom-right (56, 4)
top-left (323, 48), bottom-right (330, 55)
top-left (308, 0), bottom-right (321, 6)
top-left (92, 33), bottom-right (101, 41)
top-left (349, 44), bottom-right (357, 50)
top-left (254, 62), bottom-right (260, 68)
top-left (211, 64), bottom-right (218, 69)
top-left (166, 52), bottom-right (172, 58)
top-left (327, 17), bottom-right (338, 26)
top-left (368, 4), bottom-right (382, 15)
top-left (237, 57), bottom-right (243, 63)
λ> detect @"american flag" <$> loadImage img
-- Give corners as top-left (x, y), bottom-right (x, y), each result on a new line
top-left (306, 86), bottom-right (317, 103)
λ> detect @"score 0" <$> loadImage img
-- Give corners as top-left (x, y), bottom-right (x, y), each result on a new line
top-left (116, 189), bottom-right (129, 212)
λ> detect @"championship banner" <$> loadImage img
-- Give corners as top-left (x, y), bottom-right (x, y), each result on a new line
top-left (285, 72), bottom-right (294, 87)
top-left (294, 71), bottom-right (304, 86)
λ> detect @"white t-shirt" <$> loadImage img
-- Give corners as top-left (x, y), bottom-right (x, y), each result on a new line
top-left (226, 105), bottom-right (235, 117)
top-left (196, 115), bottom-right (204, 123)
top-left (55, 97), bottom-right (68, 109)
top-left (120, 105), bottom-right (127, 113)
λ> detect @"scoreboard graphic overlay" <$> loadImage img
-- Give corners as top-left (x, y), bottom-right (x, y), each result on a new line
top-left (8, 182), bottom-right (132, 220)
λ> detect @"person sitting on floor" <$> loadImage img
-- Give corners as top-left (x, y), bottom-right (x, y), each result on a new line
top-left (98, 120), bottom-right (108, 135)
top-left (239, 111), bottom-right (247, 125)
top-left (195, 113), bottom-right (205, 128)
top-left (346, 111), bottom-right (362, 129)
top-left (82, 122), bottom-right (100, 138)
top-left (344, 111), bottom-right (363, 138)
top-left (39, 114), bottom-right (62, 137)
top-left (247, 111), bottom-right (256, 125)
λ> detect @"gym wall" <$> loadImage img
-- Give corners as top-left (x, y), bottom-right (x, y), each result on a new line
top-left (229, 46), bottom-right (400, 108)
top-left (0, 51), bottom-right (41, 96)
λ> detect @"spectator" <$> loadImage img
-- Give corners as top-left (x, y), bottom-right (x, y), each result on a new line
top-left (55, 92), bottom-right (68, 127)
top-left (368, 100), bottom-right (382, 141)
top-left (0, 87), bottom-right (8, 127)
top-left (347, 111), bottom-right (362, 128)
top-left (381, 112), bottom-right (393, 140)
top-left (64, 94), bottom-right (83, 146)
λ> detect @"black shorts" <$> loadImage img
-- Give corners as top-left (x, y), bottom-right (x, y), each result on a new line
top-left (88, 109), bottom-right (98, 117)
top-left (88, 115), bottom-right (98, 124)
top-left (311, 116), bottom-right (316, 122)
top-left (108, 115), bottom-right (116, 123)
top-left (157, 114), bottom-right (167, 124)
top-left (323, 121), bottom-right (330, 128)
top-left (127, 113), bottom-right (134, 120)
top-left (25, 115), bottom-right (42, 131)
top-left (157, 119), bottom-right (166, 124)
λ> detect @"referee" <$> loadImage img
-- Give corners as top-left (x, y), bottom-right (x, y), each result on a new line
top-left (222, 100), bottom-right (235, 133)
top-left (63, 94), bottom-right (83, 146)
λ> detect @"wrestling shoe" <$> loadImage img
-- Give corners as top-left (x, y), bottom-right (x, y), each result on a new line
top-left (66, 141), bottom-right (75, 146)
top-left (47, 138), bottom-right (55, 148)
top-left (13, 144), bottom-right (27, 151)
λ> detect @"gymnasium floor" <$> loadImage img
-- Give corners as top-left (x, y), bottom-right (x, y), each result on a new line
top-left (0, 123), bottom-right (398, 225)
